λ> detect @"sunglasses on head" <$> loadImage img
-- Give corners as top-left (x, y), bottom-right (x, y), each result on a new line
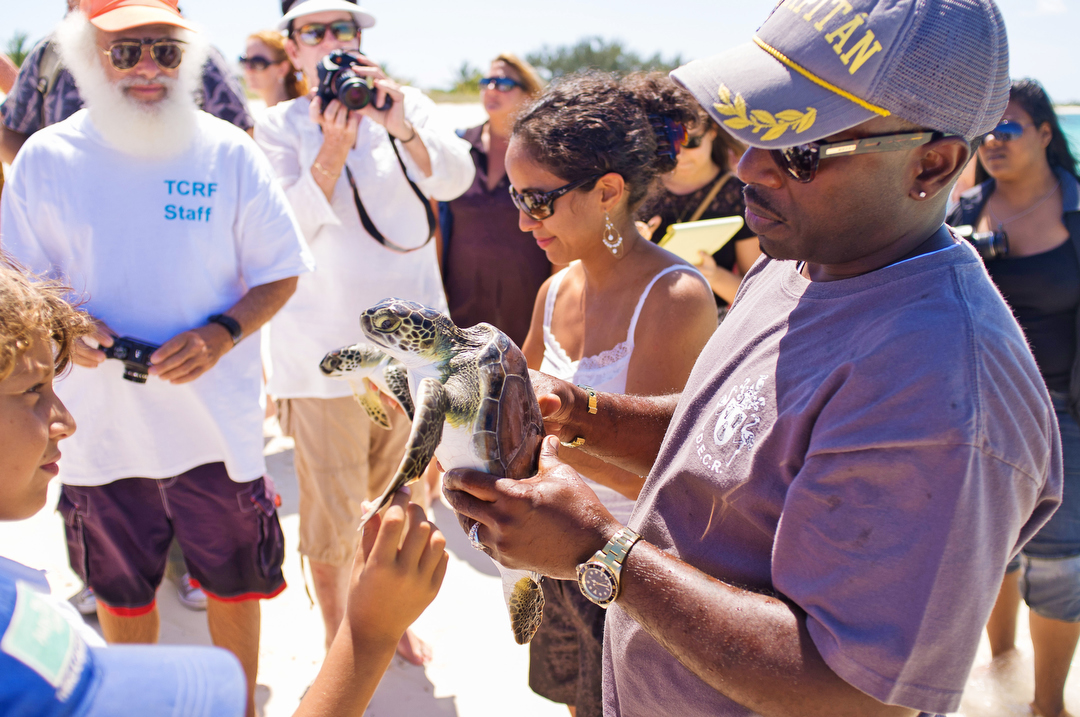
top-left (770, 130), bottom-right (944, 183)
top-left (104, 38), bottom-right (185, 71)
top-left (479, 77), bottom-right (522, 93)
top-left (509, 174), bottom-right (603, 221)
top-left (239, 55), bottom-right (273, 70)
top-left (983, 120), bottom-right (1026, 143)
top-left (292, 20), bottom-right (359, 46)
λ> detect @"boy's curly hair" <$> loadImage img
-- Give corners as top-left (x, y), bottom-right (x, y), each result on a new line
top-left (0, 256), bottom-right (93, 381)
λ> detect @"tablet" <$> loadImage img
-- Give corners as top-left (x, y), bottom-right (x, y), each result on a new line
top-left (657, 216), bottom-right (745, 263)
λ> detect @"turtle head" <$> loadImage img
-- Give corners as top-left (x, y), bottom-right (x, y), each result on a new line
top-left (360, 299), bottom-right (456, 367)
top-left (319, 343), bottom-right (387, 378)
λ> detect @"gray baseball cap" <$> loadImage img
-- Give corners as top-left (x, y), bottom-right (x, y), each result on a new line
top-left (672, 0), bottom-right (1010, 149)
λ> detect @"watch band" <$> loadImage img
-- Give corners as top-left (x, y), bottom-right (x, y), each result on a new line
top-left (208, 314), bottom-right (242, 346)
top-left (599, 526), bottom-right (640, 570)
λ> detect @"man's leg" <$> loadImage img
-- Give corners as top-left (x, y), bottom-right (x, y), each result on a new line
top-left (167, 466), bottom-right (286, 717)
top-left (309, 559), bottom-right (350, 653)
top-left (96, 604), bottom-right (160, 643)
top-left (207, 598), bottom-right (261, 717)
top-left (987, 568), bottom-right (1021, 657)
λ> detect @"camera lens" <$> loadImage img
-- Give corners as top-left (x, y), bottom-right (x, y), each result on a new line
top-left (336, 75), bottom-right (371, 110)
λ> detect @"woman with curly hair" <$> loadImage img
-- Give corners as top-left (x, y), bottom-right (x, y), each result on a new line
top-left (510, 72), bottom-right (718, 717)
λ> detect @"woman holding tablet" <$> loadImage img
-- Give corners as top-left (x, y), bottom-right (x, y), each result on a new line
top-left (636, 75), bottom-right (760, 310)
top-left (512, 71), bottom-right (717, 717)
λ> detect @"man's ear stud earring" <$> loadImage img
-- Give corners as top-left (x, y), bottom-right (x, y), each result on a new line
top-left (918, 191), bottom-right (927, 198)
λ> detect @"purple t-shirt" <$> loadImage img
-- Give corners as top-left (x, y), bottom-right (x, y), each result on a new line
top-left (603, 241), bottom-right (1063, 716)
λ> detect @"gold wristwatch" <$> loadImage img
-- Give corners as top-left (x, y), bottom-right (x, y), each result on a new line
top-left (576, 527), bottom-right (641, 608)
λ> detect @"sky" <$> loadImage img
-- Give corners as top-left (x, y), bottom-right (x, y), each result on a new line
top-left (5, 0), bottom-right (1079, 103)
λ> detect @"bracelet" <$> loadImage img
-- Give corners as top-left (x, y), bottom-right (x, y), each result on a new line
top-left (396, 122), bottom-right (418, 143)
top-left (312, 161), bottom-right (340, 180)
top-left (560, 385), bottom-right (597, 448)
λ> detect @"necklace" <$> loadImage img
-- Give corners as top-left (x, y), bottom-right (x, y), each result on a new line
top-left (988, 180), bottom-right (1060, 229)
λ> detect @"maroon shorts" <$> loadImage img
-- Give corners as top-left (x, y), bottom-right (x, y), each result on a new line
top-left (59, 463), bottom-right (286, 617)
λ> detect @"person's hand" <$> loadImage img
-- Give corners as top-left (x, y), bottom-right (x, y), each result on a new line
top-left (346, 491), bottom-right (448, 640)
top-left (344, 57), bottom-right (412, 141)
top-left (694, 249), bottom-right (720, 280)
top-left (362, 376), bottom-right (407, 416)
top-left (529, 369), bottom-right (591, 444)
top-left (72, 319), bottom-right (116, 368)
top-left (310, 93), bottom-right (362, 156)
top-left (635, 215), bottom-right (661, 242)
top-left (149, 324), bottom-right (232, 384)
top-left (442, 436), bottom-right (622, 580)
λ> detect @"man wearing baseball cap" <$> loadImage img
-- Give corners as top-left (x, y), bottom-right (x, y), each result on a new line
top-left (1, 1), bottom-right (315, 715)
top-left (443, 1), bottom-right (1063, 715)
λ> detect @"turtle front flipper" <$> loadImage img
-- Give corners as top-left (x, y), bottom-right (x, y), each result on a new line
top-left (350, 378), bottom-right (392, 430)
top-left (358, 377), bottom-right (448, 530)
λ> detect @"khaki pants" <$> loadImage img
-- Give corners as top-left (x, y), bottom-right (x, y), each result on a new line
top-left (276, 396), bottom-right (411, 566)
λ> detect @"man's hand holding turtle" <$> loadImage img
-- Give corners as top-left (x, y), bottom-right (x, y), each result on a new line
top-left (443, 436), bottom-right (623, 580)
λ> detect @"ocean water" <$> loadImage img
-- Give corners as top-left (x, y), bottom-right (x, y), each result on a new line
top-left (1059, 109), bottom-right (1080, 160)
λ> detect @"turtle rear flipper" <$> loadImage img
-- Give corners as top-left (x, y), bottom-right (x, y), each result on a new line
top-left (505, 571), bottom-right (545, 645)
top-left (358, 377), bottom-right (448, 530)
top-left (348, 378), bottom-right (392, 430)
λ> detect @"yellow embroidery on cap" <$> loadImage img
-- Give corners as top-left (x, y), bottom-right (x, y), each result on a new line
top-left (713, 84), bottom-right (816, 142)
top-left (753, 36), bottom-right (891, 116)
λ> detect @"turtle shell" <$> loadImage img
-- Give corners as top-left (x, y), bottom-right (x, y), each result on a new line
top-left (472, 330), bottom-right (544, 479)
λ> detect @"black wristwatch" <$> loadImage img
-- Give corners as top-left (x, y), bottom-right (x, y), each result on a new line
top-left (208, 314), bottom-right (242, 346)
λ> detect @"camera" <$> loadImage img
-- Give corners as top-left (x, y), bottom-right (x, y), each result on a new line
top-left (953, 224), bottom-right (1010, 261)
top-left (316, 50), bottom-right (392, 112)
top-left (103, 336), bottom-right (160, 384)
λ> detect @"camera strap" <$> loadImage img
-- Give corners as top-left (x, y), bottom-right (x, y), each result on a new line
top-left (343, 134), bottom-right (437, 254)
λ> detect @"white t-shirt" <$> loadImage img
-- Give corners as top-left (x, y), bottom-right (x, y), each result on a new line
top-left (256, 89), bottom-right (474, 399)
top-left (0, 109), bottom-right (314, 486)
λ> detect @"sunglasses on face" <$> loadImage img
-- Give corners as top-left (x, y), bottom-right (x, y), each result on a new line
top-left (983, 120), bottom-right (1026, 143)
top-left (104, 38), bottom-right (185, 71)
top-left (479, 77), bottom-right (522, 93)
top-left (239, 55), bottom-right (274, 70)
top-left (682, 134), bottom-right (706, 149)
top-left (509, 174), bottom-right (603, 221)
top-left (770, 130), bottom-right (943, 183)
top-left (292, 20), bottom-right (359, 46)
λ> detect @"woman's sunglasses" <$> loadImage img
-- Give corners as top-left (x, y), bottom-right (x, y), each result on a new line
top-left (682, 134), bottom-right (705, 149)
top-left (104, 38), bottom-right (185, 71)
top-left (479, 77), bottom-right (522, 93)
top-left (770, 130), bottom-right (943, 183)
top-left (239, 55), bottom-right (274, 71)
top-left (983, 120), bottom-right (1027, 143)
top-left (292, 20), bottom-right (359, 46)
top-left (509, 174), bottom-right (602, 220)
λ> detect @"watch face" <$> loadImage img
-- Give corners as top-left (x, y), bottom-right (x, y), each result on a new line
top-left (578, 563), bottom-right (616, 604)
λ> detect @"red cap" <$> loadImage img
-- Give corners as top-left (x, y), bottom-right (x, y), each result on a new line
top-left (80, 0), bottom-right (197, 32)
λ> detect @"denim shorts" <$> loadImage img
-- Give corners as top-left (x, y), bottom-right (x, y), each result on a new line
top-left (1006, 392), bottom-right (1080, 622)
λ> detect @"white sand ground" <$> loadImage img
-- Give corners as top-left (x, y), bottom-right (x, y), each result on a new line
top-left (1, 422), bottom-right (1077, 717)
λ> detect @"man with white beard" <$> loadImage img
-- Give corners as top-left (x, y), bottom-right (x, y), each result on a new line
top-left (0, 1), bottom-right (314, 714)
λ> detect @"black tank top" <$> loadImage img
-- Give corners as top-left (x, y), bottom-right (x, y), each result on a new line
top-left (986, 240), bottom-right (1080, 392)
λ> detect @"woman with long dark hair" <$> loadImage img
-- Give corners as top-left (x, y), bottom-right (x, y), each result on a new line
top-left (949, 78), bottom-right (1080, 717)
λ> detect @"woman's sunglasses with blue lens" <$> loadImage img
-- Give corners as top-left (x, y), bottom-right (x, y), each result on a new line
top-left (983, 120), bottom-right (1027, 143)
top-left (479, 77), bottom-right (523, 93)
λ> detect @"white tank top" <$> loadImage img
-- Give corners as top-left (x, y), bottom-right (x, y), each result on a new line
top-left (539, 263), bottom-right (707, 522)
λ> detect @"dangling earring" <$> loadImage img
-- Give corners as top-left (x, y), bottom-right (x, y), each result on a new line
top-left (602, 212), bottom-right (623, 256)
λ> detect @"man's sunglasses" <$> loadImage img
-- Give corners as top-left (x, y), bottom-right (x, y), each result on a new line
top-left (770, 130), bottom-right (944, 183)
top-left (510, 174), bottom-right (602, 220)
top-left (983, 120), bottom-right (1026, 143)
top-left (239, 55), bottom-right (274, 71)
top-left (479, 77), bottom-right (522, 93)
top-left (291, 21), bottom-right (359, 47)
top-left (104, 38), bottom-right (185, 71)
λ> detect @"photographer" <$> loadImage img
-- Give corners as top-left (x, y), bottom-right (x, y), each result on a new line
top-left (255, 0), bottom-right (473, 665)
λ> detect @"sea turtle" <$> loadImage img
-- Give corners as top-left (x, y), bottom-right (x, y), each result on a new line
top-left (319, 343), bottom-right (414, 429)
top-left (339, 297), bottom-right (546, 645)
